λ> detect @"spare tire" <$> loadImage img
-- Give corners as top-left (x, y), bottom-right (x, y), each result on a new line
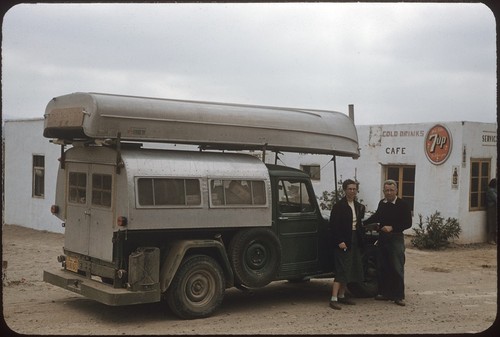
top-left (229, 228), bottom-right (281, 288)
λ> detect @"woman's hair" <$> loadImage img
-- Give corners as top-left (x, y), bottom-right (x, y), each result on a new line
top-left (342, 179), bottom-right (358, 191)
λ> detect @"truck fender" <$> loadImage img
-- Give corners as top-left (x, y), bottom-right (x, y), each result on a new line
top-left (159, 239), bottom-right (234, 293)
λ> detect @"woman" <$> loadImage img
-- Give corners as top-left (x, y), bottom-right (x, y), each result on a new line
top-left (329, 179), bottom-right (365, 310)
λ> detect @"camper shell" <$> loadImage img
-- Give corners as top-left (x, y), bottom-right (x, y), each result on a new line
top-left (43, 93), bottom-right (376, 319)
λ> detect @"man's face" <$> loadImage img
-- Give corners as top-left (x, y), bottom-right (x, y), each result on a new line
top-left (383, 184), bottom-right (397, 202)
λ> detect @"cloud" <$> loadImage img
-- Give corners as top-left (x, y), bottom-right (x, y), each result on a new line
top-left (2, 2), bottom-right (496, 125)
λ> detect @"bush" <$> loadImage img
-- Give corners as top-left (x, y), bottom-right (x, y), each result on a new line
top-left (318, 189), bottom-right (344, 210)
top-left (411, 211), bottom-right (461, 249)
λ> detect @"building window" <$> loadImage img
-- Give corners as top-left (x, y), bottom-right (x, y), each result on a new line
top-left (32, 155), bottom-right (45, 198)
top-left (301, 165), bottom-right (321, 180)
top-left (470, 159), bottom-right (490, 211)
top-left (385, 165), bottom-right (416, 212)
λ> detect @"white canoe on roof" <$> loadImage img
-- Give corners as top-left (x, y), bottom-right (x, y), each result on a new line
top-left (43, 92), bottom-right (359, 158)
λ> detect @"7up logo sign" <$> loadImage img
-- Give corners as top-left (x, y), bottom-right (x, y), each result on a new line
top-left (425, 124), bottom-right (452, 165)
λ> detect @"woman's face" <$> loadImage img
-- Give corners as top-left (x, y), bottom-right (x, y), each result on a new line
top-left (345, 183), bottom-right (357, 201)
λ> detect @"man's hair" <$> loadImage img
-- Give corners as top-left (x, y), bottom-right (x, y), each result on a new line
top-left (342, 179), bottom-right (358, 191)
top-left (383, 179), bottom-right (398, 190)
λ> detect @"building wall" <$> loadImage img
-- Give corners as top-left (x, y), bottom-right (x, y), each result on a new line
top-left (281, 121), bottom-right (497, 243)
top-left (3, 119), bottom-right (64, 233)
top-left (3, 119), bottom-right (497, 242)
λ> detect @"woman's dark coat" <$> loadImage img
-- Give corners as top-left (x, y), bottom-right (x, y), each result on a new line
top-left (329, 197), bottom-right (365, 249)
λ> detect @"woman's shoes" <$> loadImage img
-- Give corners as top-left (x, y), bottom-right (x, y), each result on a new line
top-left (329, 301), bottom-right (342, 310)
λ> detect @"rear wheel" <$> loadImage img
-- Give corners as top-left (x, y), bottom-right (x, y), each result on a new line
top-left (166, 255), bottom-right (225, 319)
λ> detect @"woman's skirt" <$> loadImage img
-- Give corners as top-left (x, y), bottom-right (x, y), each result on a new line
top-left (333, 231), bottom-right (364, 284)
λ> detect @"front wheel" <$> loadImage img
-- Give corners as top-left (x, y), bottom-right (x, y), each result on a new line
top-left (166, 255), bottom-right (225, 319)
top-left (228, 228), bottom-right (281, 288)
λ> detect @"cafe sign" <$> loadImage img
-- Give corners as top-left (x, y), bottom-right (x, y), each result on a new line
top-left (424, 124), bottom-right (452, 165)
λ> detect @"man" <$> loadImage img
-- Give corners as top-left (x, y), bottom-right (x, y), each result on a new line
top-left (363, 179), bottom-right (412, 306)
top-left (486, 178), bottom-right (497, 244)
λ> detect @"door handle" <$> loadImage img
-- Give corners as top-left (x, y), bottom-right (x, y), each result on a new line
top-left (278, 216), bottom-right (288, 220)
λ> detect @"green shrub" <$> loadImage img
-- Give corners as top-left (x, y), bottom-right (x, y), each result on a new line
top-left (318, 189), bottom-right (345, 210)
top-left (411, 211), bottom-right (461, 249)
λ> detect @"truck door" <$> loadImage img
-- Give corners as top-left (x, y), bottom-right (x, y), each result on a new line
top-left (275, 178), bottom-right (319, 275)
top-left (65, 163), bottom-right (115, 262)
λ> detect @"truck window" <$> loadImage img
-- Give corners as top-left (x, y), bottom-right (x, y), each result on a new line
top-left (68, 172), bottom-right (87, 204)
top-left (278, 180), bottom-right (314, 213)
top-left (136, 178), bottom-right (201, 207)
top-left (92, 174), bottom-right (112, 207)
top-left (209, 179), bottom-right (266, 206)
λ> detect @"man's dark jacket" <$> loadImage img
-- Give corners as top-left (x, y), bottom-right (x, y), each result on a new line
top-left (363, 197), bottom-right (412, 233)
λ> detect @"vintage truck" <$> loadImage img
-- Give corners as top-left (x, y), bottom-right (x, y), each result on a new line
top-left (42, 92), bottom-right (377, 319)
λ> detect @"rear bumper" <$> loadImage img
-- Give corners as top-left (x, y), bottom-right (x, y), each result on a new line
top-left (43, 269), bottom-right (161, 306)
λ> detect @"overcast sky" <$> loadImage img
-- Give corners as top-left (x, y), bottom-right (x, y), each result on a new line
top-left (1, 2), bottom-right (497, 125)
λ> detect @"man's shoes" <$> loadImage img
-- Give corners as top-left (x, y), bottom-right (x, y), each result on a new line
top-left (394, 299), bottom-right (406, 306)
top-left (375, 294), bottom-right (390, 301)
top-left (338, 297), bottom-right (356, 305)
top-left (329, 301), bottom-right (342, 310)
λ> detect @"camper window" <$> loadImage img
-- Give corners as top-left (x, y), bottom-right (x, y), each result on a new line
top-left (92, 174), bottom-right (112, 207)
top-left (136, 178), bottom-right (201, 207)
top-left (68, 172), bottom-right (87, 204)
top-left (209, 179), bottom-right (266, 207)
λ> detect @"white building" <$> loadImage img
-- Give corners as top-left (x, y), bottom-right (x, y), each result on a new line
top-left (3, 119), bottom-right (497, 242)
top-left (277, 121), bottom-right (497, 243)
top-left (3, 119), bottom-right (62, 232)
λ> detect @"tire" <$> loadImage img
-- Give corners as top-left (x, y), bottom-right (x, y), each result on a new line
top-left (166, 255), bottom-right (225, 319)
top-left (347, 244), bottom-right (379, 298)
top-left (229, 228), bottom-right (281, 288)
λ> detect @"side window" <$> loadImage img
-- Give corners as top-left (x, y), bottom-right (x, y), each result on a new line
top-left (32, 155), bottom-right (45, 198)
top-left (92, 174), bottom-right (112, 207)
top-left (68, 172), bottom-right (87, 204)
top-left (137, 178), bottom-right (201, 207)
top-left (210, 179), bottom-right (267, 207)
top-left (278, 179), bottom-right (314, 214)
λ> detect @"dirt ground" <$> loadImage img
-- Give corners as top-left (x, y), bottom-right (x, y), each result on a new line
top-left (1, 224), bottom-right (498, 335)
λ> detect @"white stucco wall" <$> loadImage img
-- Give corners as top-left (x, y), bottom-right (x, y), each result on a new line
top-left (283, 121), bottom-right (497, 244)
top-left (458, 122), bottom-right (497, 242)
top-left (3, 119), bottom-right (64, 233)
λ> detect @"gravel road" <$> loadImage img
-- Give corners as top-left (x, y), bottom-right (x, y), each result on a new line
top-left (2, 224), bottom-right (497, 335)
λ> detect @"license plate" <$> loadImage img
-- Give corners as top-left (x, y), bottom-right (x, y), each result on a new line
top-left (66, 256), bottom-right (79, 273)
